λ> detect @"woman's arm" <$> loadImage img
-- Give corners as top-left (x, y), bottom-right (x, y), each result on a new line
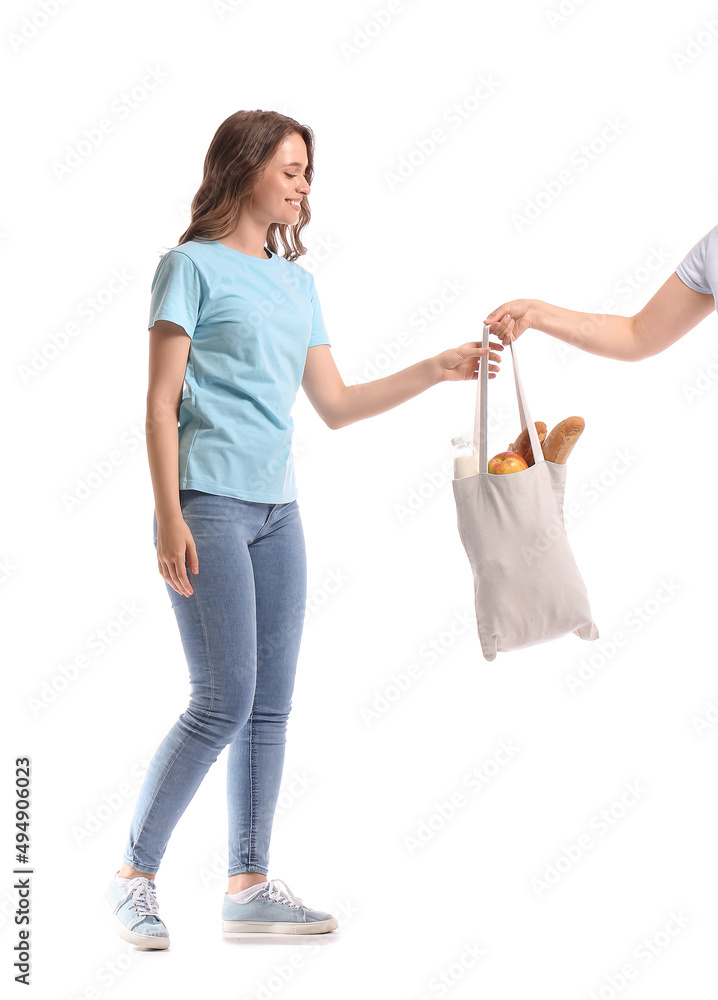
top-left (146, 320), bottom-right (200, 596)
top-left (301, 340), bottom-right (504, 429)
top-left (146, 321), bottom-right (191, 521)
top-left (484, 272), bottom-right (715, 361)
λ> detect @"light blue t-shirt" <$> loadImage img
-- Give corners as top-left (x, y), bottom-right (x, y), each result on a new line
top-left (675, 223), bottom-right (718, 305)
top-left (148, 239), bottom-right (331, 503)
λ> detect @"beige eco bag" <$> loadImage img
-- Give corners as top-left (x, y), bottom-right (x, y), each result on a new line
top-left (452, 324), bottom-right (599, 661)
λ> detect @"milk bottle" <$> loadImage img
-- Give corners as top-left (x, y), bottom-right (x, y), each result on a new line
top-left (452, 435), bottom-right (479, 478)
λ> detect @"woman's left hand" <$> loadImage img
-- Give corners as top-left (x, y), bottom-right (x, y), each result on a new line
top-left (434, 340), bottom-right (504, 382)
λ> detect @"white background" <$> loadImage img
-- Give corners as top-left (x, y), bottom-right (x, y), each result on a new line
top-left (4, 0), bottom-right (718, 997)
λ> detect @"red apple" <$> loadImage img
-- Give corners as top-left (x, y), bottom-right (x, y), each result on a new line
top-left (487, 451), bottom-right (529, 474)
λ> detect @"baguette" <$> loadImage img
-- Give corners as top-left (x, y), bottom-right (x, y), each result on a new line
top-left (508, 421), bottom-right (547, 467)
top-left (542, 416), bottom-right (584, 464)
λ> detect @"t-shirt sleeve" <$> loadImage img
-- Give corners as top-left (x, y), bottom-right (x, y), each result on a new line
top-left (148, 250), bottom-right (202, 338)
top-left (307, 273), bottom-right (331, 348)
top-left (675, 227), bottom-right (714, 295)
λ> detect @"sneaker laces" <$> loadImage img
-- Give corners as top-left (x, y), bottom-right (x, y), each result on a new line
top-left (260, 878), bottom-right (304, 909)
top-left (125, 877), bottom-right (161, 918)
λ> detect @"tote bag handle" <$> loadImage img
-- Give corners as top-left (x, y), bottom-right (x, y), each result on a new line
top-left (473, 323), bottom-right (544, 471)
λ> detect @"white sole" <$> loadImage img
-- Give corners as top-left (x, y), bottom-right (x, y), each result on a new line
top-left (222, 916), bottom-right (338, 934)
top-left (103, 896), bottom-right (170, 950)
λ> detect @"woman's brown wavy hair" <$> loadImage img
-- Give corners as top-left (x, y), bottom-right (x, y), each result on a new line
top-left (175, 109), bottom-right (315, 263)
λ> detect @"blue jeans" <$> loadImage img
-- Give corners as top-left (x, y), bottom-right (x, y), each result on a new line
top-left (122, 489), bottom-right (307, 877)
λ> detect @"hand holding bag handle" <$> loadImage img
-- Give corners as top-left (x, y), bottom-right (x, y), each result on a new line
top-left (473, 323), bottom-right (543, 471)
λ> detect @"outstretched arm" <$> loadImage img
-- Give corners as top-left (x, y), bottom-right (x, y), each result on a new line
top-left (484, 272), bottom-right (715, 362)
top-left (301, 340), bottom-right (504, 429)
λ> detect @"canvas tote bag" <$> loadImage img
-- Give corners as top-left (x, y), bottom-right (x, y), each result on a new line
top-left (452, 323), bottom-right (599, 661)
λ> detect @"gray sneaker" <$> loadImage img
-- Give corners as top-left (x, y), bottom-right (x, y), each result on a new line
top-left (103, 872), bottom-right (170, 949)
top-left (222, 877), bottom-right (337, 934)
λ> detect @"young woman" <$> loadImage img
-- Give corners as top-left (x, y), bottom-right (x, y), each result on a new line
top-left (485, 224), bottom-right (716, 361)
top-left (103, 109), bottom-right (505, 950)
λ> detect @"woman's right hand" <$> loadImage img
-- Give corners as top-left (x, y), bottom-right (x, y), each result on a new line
top-left (484, 299), bottom-right (537, 345)
top-left (156, 517), bottom-right (199, 597)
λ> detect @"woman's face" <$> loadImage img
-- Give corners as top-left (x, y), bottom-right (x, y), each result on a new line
top-left (248, 132), bottom-right (311, 227)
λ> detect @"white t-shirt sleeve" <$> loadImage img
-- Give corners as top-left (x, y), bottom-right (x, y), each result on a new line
top-left (307, 273), bottom-right (332, 348)
top-left (675, 227), bottom-right (714, 295)
top-left (148, 250), bottom-right (202, 338)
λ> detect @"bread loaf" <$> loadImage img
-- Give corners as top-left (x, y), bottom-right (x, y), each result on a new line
top-left (542, 416), bottom-right (584, 464)
top-left (508, 421), bottom-right (547, 467)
